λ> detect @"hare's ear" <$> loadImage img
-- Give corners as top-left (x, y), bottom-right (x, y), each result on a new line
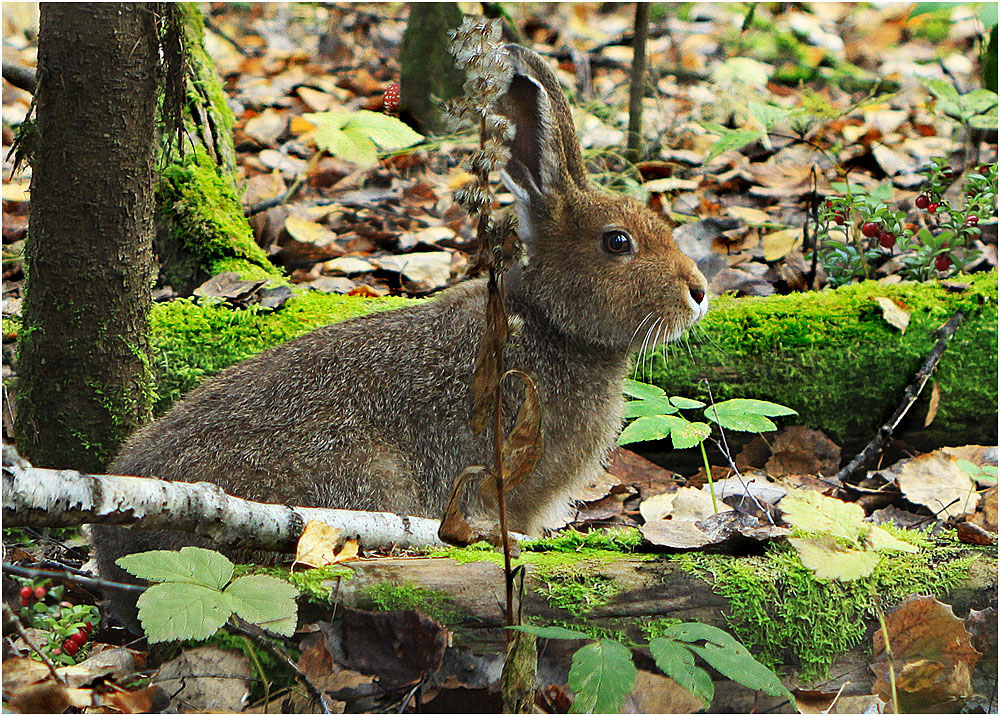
top-left (498, 45), bottom-right (588, 241)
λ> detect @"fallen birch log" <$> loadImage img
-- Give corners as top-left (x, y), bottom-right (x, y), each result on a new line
top-left (1, 446), bottom-right (451, 551)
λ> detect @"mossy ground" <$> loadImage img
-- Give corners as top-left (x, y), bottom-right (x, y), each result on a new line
top-left (149, 290), bottom-right (414, 413)
top-left (650, 271), bottom-right (998, 447)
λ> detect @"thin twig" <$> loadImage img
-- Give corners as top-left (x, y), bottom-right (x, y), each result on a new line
top-left (2, 60), bottom-right (36, 93)
top-left (836, 309), bottom-right (966, 484)
top-left (3, 603), bottom-right (67, 685)
top-left (2, 562), bottom-right (145, 594)
top-left (225, 619), bottom-right (333, 715)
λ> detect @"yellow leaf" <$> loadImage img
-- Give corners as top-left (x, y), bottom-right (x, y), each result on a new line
top-left (780, 490), bottom-right (866, 542)
top-left (762, 228), bottom-right (802, 261)
top-left (726, 206), bottom-right (772, 225)
top-left (874, 297), bottom-right (910, 333)
top-left (284, 214), bottom-right (338, 245)
top-left (294, 520), bottom-right (344, 568)
top-left (789, 535), bottom-right (879, 580)
top-left (866, 525), bottom-right (919, 553)
top-left (923, 381), bottom-right (941, 427)
top-left (289, 115), bottom-right (316, 136)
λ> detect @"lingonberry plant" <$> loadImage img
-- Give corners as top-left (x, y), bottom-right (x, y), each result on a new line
top-left (815, 160), bottom-right (997, 286)
top-left (14, 577), bottom-right (99, 665)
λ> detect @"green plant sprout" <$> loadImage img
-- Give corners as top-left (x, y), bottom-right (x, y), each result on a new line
top-left (303, 109), bottom-right (423, 167)
top-left (617, 379), bottom-right (796, 512)
top-left (510, 622), bottom-right (795, 713)
top-left (116, 547), bottom-right (298, 643)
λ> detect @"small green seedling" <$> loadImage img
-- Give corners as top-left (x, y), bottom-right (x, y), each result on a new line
top-left (304, 109), bottom-right (423, 167)
top-left (510, 622), bottom-right (795, 713)
top-left (116, 547), bottom-right (298, 643)
top-left (618, 379), bottom-right (796, 512)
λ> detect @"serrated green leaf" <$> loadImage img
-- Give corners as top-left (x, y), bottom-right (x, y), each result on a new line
top-left (623, 379), bottom-right (666, 400)
top-left (509, 625), bottom-right (593, 640)
top-left (116, 547), bottom-right (234, 590)
top-left (660, 621), bottom-right (741, 647)
top-left (624, 397), bottom-right (678, 418)
top-left (788, 535), bottom-right (879, 580)
top-left (780, 491), bottom-right (866, 542)
top-left (617, 415), bottom-right (678, 445)
top-left (136, 582), bottom-right (232, 643)
top-left (704, 399), bottom-right (797, 433)
top-left (669, 396), bottom-right (706, 409)
top-left (688, 642), bottom-right (794, 706)
top-left (649, 638), bottom-right (713, 706)
top-left (669, 419), bottom-right (711, 450)
top-left (225, 575), bottom-right (299, 636)
top-left (866, 525), bottom-right (919, 553)
top-left (568, 639), bottom-right (637, 714)
top-left (704, 129), bottom-right (761, 163)
top-left (344, 110), bottom-right (424, 150)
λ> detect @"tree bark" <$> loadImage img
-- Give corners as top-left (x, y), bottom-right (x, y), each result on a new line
top-left (399, 3), bottom-right (466, 135)
top-left (626, 2), bottom-right (650, 163)
top-left (14, 3), bottom-right (159, 473)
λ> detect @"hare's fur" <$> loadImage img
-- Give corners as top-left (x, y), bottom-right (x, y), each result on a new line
top-left (92, 45), bottom-right (707, 630)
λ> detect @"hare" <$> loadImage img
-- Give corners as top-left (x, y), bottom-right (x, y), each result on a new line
top-left (92, 45), bottom-right (707, 628)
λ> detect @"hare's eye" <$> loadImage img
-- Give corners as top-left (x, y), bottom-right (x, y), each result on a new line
top-left (602, 230), bottom-right (633, 255)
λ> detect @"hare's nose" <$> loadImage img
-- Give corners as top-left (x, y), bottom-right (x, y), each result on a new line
top-left (689, 286), bottom-right (705, 305)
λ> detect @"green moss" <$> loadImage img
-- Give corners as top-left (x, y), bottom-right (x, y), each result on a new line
top-left (637, 617), bottom-right (684, 642)
top-left (150, 291), bottom-right (415, 413)
top-left (674, 536), bottom-right (981, 682)
top-left (234, 564), bottom-right (354, 604)
top-left (362, 581), bottom-right (461, 624)
top-left (651, 271), bottom-right (998, 446)
top-left (524, 527), bottom-right (644, 553)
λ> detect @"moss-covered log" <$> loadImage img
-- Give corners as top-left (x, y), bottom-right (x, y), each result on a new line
top-left (141, 274), bottom-right (997, 449)
top-left (155, 3), bottom-right (279, 293)
top-left (648, 271), bottom-right (998, 449)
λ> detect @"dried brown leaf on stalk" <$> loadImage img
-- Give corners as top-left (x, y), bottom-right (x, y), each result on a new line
top-left (471, 287), bottom-right (506, 434)
top-left (439, 466), bottom-right (498, 546)
top-left (871, 596), bottom-right (981, 712)
top-left (500, 369), bottom-right (543, 493)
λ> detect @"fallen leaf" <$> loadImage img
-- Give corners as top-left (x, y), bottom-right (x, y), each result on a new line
top-left (761, 228), bottom-right (802, 261)
top-left (725, 206), bottom-right (772, 225)
top-left (874, 296), bottom-right (910, 332)
top-left (624, 669), bottom-right (703, 714)
top-left (969, 485), bottom-right (997, 532)
top-left (642, 510), bottom-right (788, 548)
top-left (924, 381), bottom-right (941, 426)
top-left (884, 451), bottom-right (978, 520)
top-left (295, 520), bottom-right (345, 568)
top-left (285, 214), bottom-right (340, 246)
top-left (764, 426), bottom-right (841, 476)
top-left (243, 107), bottom-right (287, 146)
top-left (639, 492), bottom-right (675, 522)
top-left (153, 647), bottom-right (252, 713)
top-left (871, 596), bottom-right (981, 711)
top-left (374, 251), bottom-right (453, 290)
top-left (788, 535), bottom-right (880, 580)
top-left (324, 256), bottom-right (375, 275)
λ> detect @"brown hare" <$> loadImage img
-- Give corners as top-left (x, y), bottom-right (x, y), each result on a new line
top-left (93, 45), bottom-right (708, 629)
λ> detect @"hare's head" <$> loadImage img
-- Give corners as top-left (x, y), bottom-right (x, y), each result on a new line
top-left (498, 46), bottom-right (707, 352)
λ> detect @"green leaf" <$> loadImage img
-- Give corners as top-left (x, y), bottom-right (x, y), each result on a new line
top-left (224, 575), bottom-right (299, 636)
top-left (136, 582), bottom-right (232, 643)
top-left (969, 111), bottom-right (999, 129)
top-left (688, 642), bottom-right (794, 706)
top-left (623, 379), bottom-right (666, 400)
top-left (963, 89), bottom-right (999, 115)
top-left (920, 77), bottom-right (962, 115)
top-left (779, 490), bottom-right (866, 542)
top-left (624, 397), bottom-right (678, 418)
top-left (788, 535), bottom-right (880, 580)
top-left (508, 625), bottom-right (593, 640)
top-left (747, 100), bottom-right (791, 132)
top-left (116, 547), bottom-right (234, 590)
top-left (908, 2), bottom-right (960, 19)
top-left (866, 525), bottom-right (919, 553)
top-left (568, 639), bottom-right (637, 714)
top-left (703, 129), bottom-right (761, 163)
top-left (669, 419), bottom-right (711, 450)
top-left (344, 110), bottom-right (424, 150)
top-left (669, 396), bottom-right (706, 410)
top-left (617, 415), bottom-right (677, 445)
top-left (981, 1), bottom-right (998, 29)
top-left (704, 399), bottom-right (797, 433)
top-left (649, 638), bottom-right (714, 707)
top-left (659, 621), bottom-right (742, 647)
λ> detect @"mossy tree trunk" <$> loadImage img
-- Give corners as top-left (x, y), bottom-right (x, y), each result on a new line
top-left (154, 2), bottom-right (279, 294)
top-left (399, 3), bottom-right (466, 135)
top-left (14, 3), bottom-right (159, 472)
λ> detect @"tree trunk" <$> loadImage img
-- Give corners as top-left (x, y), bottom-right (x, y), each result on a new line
top-left (399, 3), bottom-right (466, 135)
top-left (625, 2), bottom-right (650, 163)
top-left (14, 3), bottom-right (159, 473)
top-left (154, 2), bottom-right (280, 294)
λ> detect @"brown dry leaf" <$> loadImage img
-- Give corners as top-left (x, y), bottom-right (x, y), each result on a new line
top-left (748, 163), bottom-right (814, 198)
top-left (874, 296), bottom-right (910, 332)
top-left (670, 486), bottom-right (717, 521)
top-left (471, 287), bottom-right (506, 434)
top-left (104, 685), bottom-right (170, 714)
top-left (924, 381), bottom-right (941, 426)
top-left (295, 520), bottom-right (345, 568)
top-left (956, 520), bottom-right (996, 545)
top-left (795, 692), bottom-right (886, 714)
top-left (285, 213), bottom-right (339, 245)
top-left (624, 669), bottom-right (703, 714)
top-left (642, 510), bottom-right (788, 548)
top-left (765, 426), bottom-right (841, 476)
top-left (972, 485), bottom-right (998, 532)
top-left (153, 647), bottom-right (252, 713)
top-left (439, 466), bottom-right (488, 546)
top-left (639, 492), bottom-right (675, 522)
top-left (500, 370), bottom-right (543, 492)
top-left (884, 450), bottom-right (977, 520)
top-left (297, 86), bottom-right (337, 112)
top-left (871, 595), bottom-right (981, 712)
top-left (725, 205), bottom-right (771, 225)
top-left (761, 228), bottom-right (802, 261)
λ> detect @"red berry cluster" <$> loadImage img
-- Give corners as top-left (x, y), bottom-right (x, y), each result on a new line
top-left (823, 199), bottom-right (847, 225)
top-left (382, 82), bottom-right (400, 115)
top-left (18, 584), bottom-right (46, 607)
top-left (55, 622), bottom-right (93, 657)
top-left (861, 221), bottom-right (897, 249)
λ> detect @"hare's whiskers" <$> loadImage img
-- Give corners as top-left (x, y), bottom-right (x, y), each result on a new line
top-left (634, 318), bottom-right (659, 381)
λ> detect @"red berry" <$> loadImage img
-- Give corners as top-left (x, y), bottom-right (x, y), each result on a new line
top-left (19, 586), bottom-right (32, 599)
top-left (832, 213), bottom-right (845, 225)
top-left (934, 254), bottom-right (951, 271)
top-left (382, 82), bottom-right (400, 115)
top-left (53, 648), bottom-right (62, 656)
top-left (20, 596), bottom-right (29, 607)
top-left (861, 221), bottom-right (879, 237)
top-left (33, 586), bottom-right (46, 600)
top-left (915, 194), bottom-right (930, 209)
top-left (878, 230), bottom-right (896, 248)
top-left (70, 631), bottom-right (87, 646)
top-left (63, 639), bottom-right (79, 656)
top-left (927, 202), bottom-right (939, 214)
top-left (83, 622), bottom-right (93, 634)
top-left (941, 167), bottom-right (955, 180)
top-left (965, 215), bottom-right (979, 225)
